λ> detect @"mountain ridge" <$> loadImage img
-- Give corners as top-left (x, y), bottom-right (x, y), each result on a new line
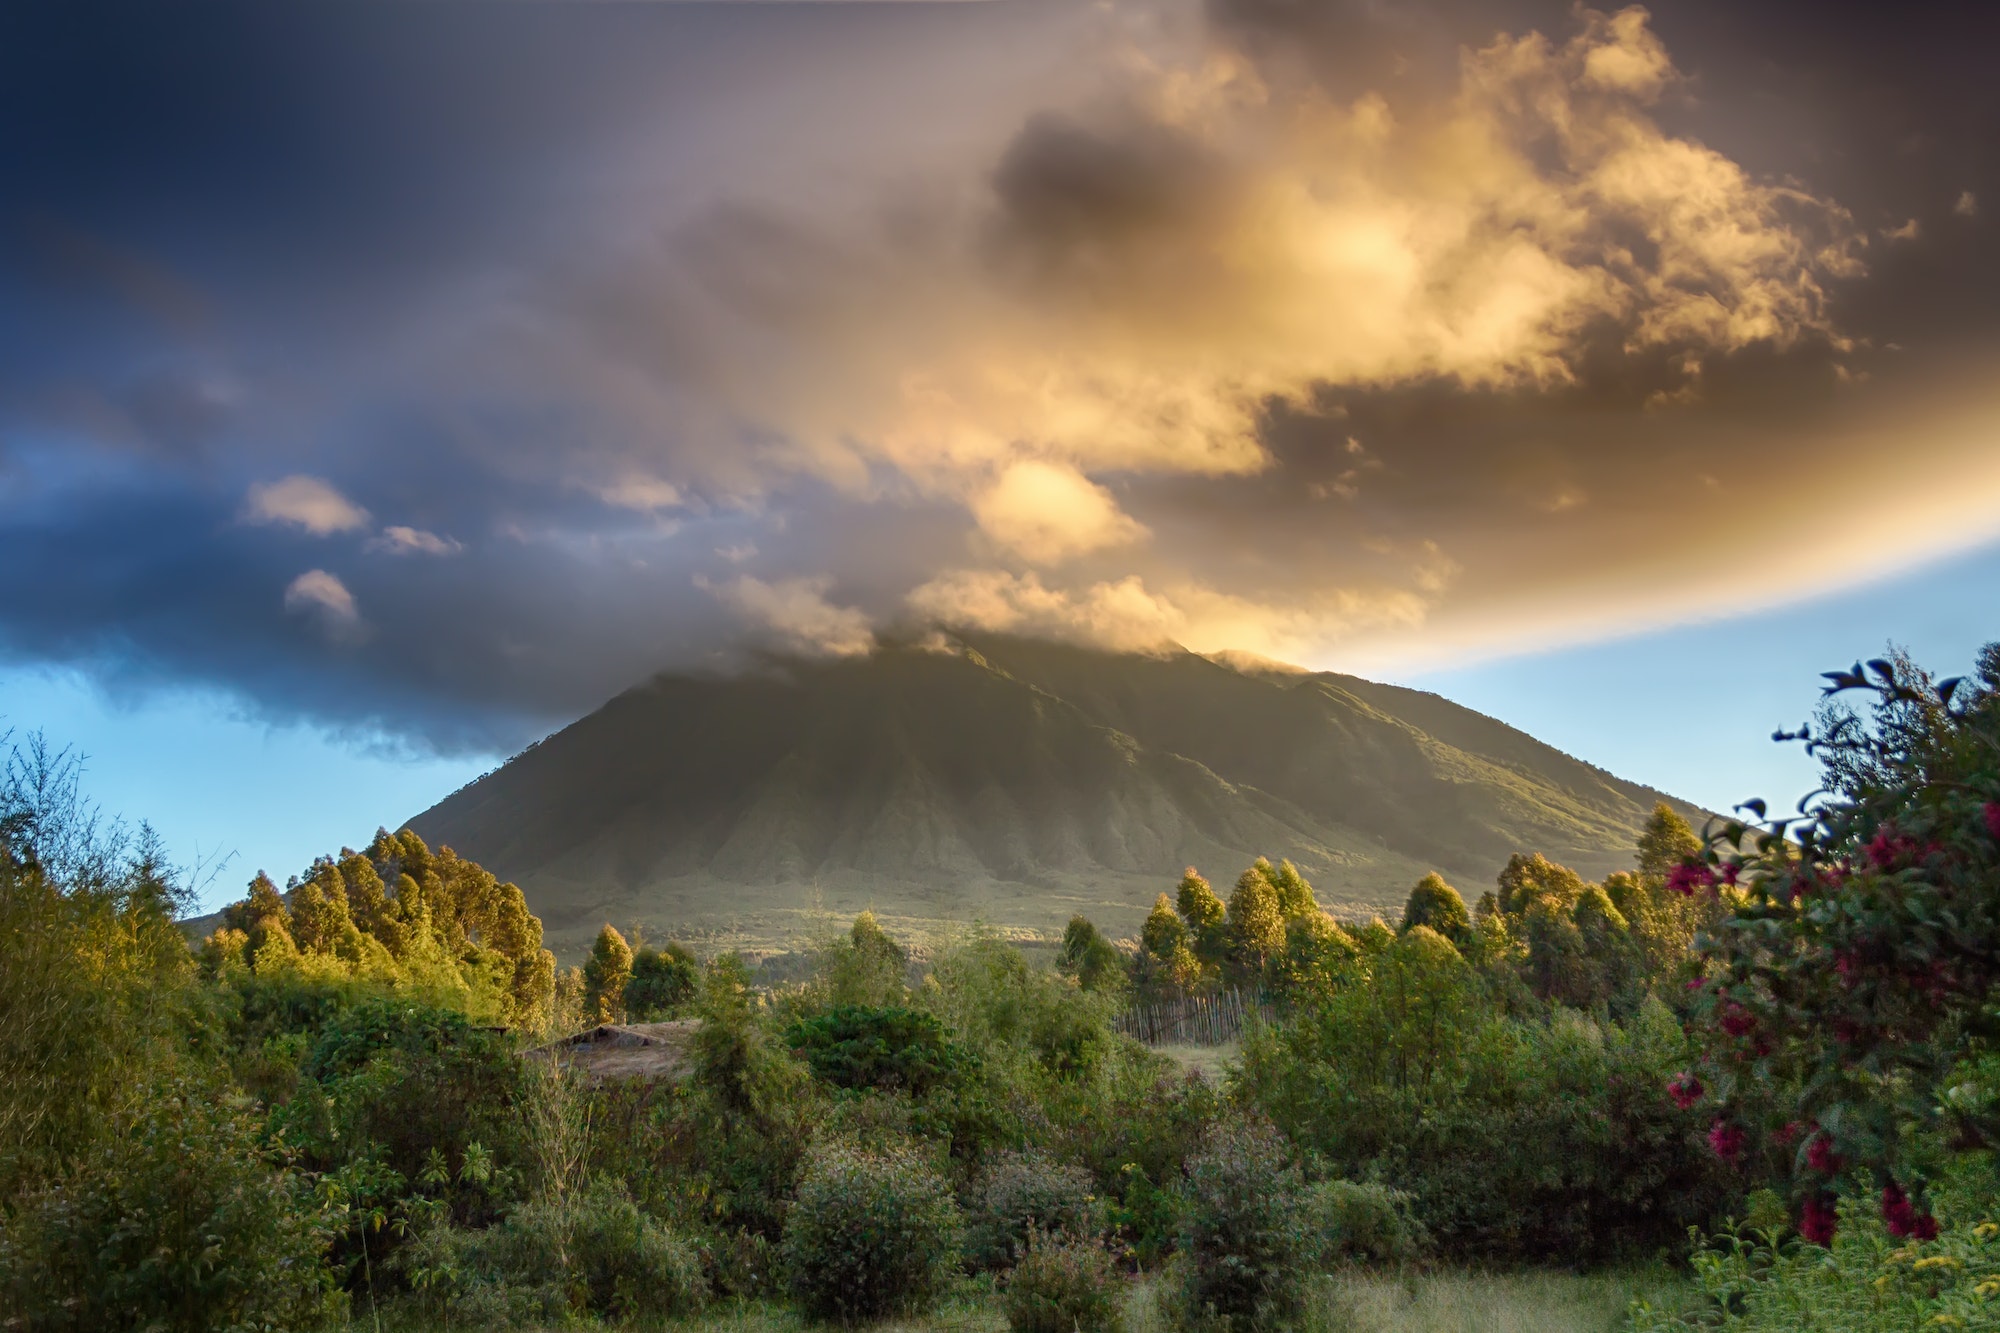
top-left (408, 636), bottom-right (1700, 957)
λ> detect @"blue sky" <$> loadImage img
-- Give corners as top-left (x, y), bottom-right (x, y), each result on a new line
top-left (9, 534), bottom-right (1994, 913)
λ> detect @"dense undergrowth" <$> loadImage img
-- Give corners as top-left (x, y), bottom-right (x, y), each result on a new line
top-left (2, 643), bottom-right (1999, 1331)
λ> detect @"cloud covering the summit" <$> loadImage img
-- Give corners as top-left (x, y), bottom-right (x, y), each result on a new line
top-left (3, 0), bottom-right (1999, 749)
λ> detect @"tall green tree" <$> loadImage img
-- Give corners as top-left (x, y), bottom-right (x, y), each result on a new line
top-left (582, 923), bottom-right (634, 1024)
top-left (1176, 868), bottom-right (1229, 971)
top-left (1400, 873), bottom-right (1470, 944)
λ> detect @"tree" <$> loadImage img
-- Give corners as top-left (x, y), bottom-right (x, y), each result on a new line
top-left (1266, 858), bottom-right (1319, 919)
top-left (1269, 910), bottom-right (1357, 1001)
top-left (1137, 894), bottom-right (1202, 997)
top-left (1679, 646), bottom-right (2000, 1242)
top-left (1495, 853), bottom-right (1586, 918)
top-left (1176, 868), bottom-right (1229, 970)
top-left (1057, 915), bottom-right (1127, 995)
top-left (582, 924), bottom-right (634, 1024)
top-left (1636, 802), bottom-right (1702, 882)
top-left (1400, 873), bottom-right (1469, 944)
top-left (1227, 865), bottom-right (1286, 984)
top-left (626, 941), bottom-right (699, 1020)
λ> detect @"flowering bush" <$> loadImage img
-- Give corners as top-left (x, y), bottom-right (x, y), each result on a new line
top-left (1629, 1186), bottom-right (2000, 1331)
top-left (1672, 647), bottom-right (2000, 1242)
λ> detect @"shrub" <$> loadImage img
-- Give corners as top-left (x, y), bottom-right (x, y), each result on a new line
top-left (1306, 1179), bottom-right (1426, 1266)
top-left (1676, 648), bottom-right (2000, 1236)
top-left (966, 1149), bottom-right (1107, 1270)
top-left (626, 941), bottom-right (699, 1019)
top-left (0, 1076), bottom-right (339, 1333)
top-left (1175, 1116), bottom-right (1313, 1332)
top-left (1003, 1230), bottom-right (1121, 1333)
top-left (787, 1004), bottom-right (974, 1096)
top-left (782, 1144), bottom-right (963, 1323)
top-left (1629, 1188), bottom-right (2000, 1331)
top-left (393, 1177), bottom-right (707, 1327)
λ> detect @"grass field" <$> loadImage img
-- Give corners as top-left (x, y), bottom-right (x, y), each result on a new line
top-left (384, 1267), bottom-right (1686, 1333)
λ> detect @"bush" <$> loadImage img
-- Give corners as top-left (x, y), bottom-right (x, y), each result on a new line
top-left (1306, 1179), bottom-right (1426, 1266)
top-left (782, 1144), bottom-right (963, 1323)
top-left (393, 1177), bottom-right (707, 1326)
top-left (1629, 1188), bottom-right (2000, 1331)
top-left (1174, 1116), bottom-right (1313, 1332)
top-left (1003, 1230), bottom-right (1122, 1333)
top-left (0, 1076), bottom-right (339, 1333)
top-left (966, 1149), bottom-right (1106, 1270)
top-left (787, 1004), bottom-right (974, 1095)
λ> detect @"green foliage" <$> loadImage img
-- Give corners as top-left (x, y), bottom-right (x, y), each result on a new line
top-left (807, 911), bottom-right (911, 1010)
top-left (1172, 1115), bottom-right (1314, 1332)
top-left (1400, 873), bottom-right (1469, 944)
top-left (1306, 1179), bottom-right (1427, 1266)
top-left (1137, 893), bottom-right (1203, 999)
top-left (0, 735), bottom-right (202, 1198)
top-left (1176, 869), bottom-right (1229, 973)
top-left (925, 934), bottom-right (1118, 1083)
top-left (394, 1176), bottom-right (708, 1327)
top-left (1242, 981), bottom-right (1725, 1262)
top-left (204, 828), bottom-right (556, 1031)
top-left (782, 1144), bottom-right (963, 1323)
top-left (582, 923), bottom-right (634, 1024)
top-left (1002, 1231), bottom-right (1122, 1333)
top-left (1630, 1192), bottom-right (2000, 1331)
top-left (0, 1075), bottom-right (339, 1333)
top-left (1059, 915), bottom-right (1129, 995)
top-left (1226, 864), bottom-right (1286, 985)
top-left (626, 939), bottom-right (699, 1020)
top-left (787, 1004), bottom-right (974, 1096)
top-left (284, 997), bottom-right (526, 1211)
top-left (965, 1149), bottom-right (1107, 1270)
top-left (1676, 646), bottom-right (2000, 1236)
top-left (1266, 860), bottom-right (1319, 920)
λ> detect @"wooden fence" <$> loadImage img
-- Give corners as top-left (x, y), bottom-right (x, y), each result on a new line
top-left (1115, 988), bottom-right (1268, 1046)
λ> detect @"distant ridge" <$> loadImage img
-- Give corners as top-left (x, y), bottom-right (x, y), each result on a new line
top-left (410, 635), bottom-right (1701, 957)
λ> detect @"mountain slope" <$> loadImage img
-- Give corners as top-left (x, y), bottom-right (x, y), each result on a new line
top-left (410, 638), bottom-right (1699, 956)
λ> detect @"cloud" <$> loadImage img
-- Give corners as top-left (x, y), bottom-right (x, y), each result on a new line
top-left (366, 525), bottom-right (463, 557)
top-left (698, 574), bottom-right (874, 657)
top-left (589, 474), bottom-right (685, 513)
top-left (282, 569), bottom-right (364, 640)
top-left (1955, 191), bottom-right (1979, 218)
top-left (1882, 218), bottom-right (1921, 242)
top-left (243, 476), bottom-right (370, 536)
top-left (906, 556), bottom-right (1451, 663)
top-left (8, 0), bottom-right (2000, 752)
top-left (968, 461), bottom-right (1149, 563)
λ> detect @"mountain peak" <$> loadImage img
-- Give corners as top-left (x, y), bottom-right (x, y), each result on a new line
top-left (410, 637), bottom-right (1695, 957)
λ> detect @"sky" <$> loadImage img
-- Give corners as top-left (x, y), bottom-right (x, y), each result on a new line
top-left (3, 0), bottom-right (1998, 909)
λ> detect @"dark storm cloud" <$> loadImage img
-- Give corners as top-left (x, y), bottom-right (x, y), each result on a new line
top-left (4, 0), bottom-right (1999, 746)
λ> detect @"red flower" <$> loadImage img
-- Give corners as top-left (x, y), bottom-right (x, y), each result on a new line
top-left (1773, 1121), bottom-right (1803, 1147)
top-left (1805, 1133), bottom-right (1844, 1175)
top-left (1667, 1072), bottom-right (1704, 1110)
top-left (1667, 861), bottom-right (1717, 897)
top-left (1864, 828), bottom-right (1919, 870)
top-left (1799, 1194), bottom-right (1838, 1246)
top-left (1833, 951), bottom-right (1859, 986)
top-left (1720, 861), bottom-right (1741, 887)
top-left (1708, 1119), bottom-right (1747, 1163)
top-left (1879, 1182), bottom-right (1936, 1240)
top-left (1985, 802), bottom-right (2000, 842)
top-left (1719, 1003), bottom-right (1756, 1038)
